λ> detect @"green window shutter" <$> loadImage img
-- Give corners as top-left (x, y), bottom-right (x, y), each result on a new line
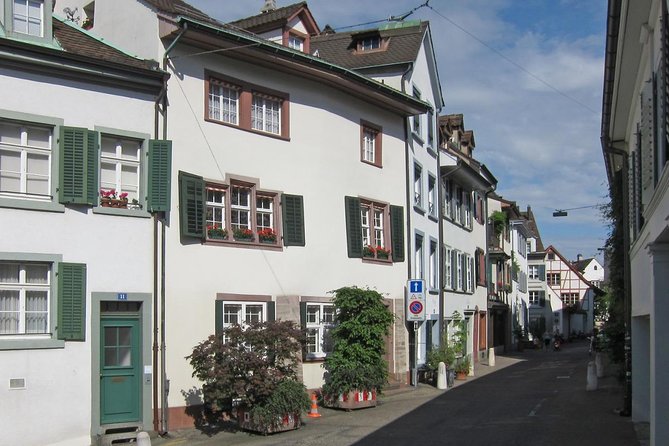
top-left (57, 263), bottom-right (86, 341)
top-left (148, 140), bottom-right (172, 213)
top-left (538, 265), bottom-right (546, 281)
top-left (59, 127), bottom-right (89, 204)
top-left (215, 300), bottom-right (223, 337)
top-left (178, 171), bottom-right (205, 238)
top-left (345, 196), bottom-right (363, 258)
top-left (453, 250), bottom-right (458, 288)
top-left (539, 291), bottom-right (546, 308)
top-left (86, 131), bottom-right (98, 205)
top-left (267, 302), bottom-right (276, 322)
top-left (390, 205), bottom-right (405, 262)
top-left (299, 302), bottom-right (307, 329)
top-left (281, 194), bottom-right (305, 246)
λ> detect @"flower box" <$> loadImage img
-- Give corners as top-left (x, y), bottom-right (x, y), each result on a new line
top-left (207, 225), bottom-right (228, 240)
top-left (236, 409), bottom-right (302, 435)
top-left (258, 228), bottom-right (277, 243)
top-left (325, 390), bottom-right (377, 411)
top-left (100, 197), bottom-right (128, 208)
top-left (233, 228), bottom-right (254, 242)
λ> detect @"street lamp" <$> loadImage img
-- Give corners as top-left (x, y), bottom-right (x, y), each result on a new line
top-left (552, 204), bottom-right (604, 217)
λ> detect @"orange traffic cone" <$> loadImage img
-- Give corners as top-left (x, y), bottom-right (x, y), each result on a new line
top-left (307, 392), bottom-right (321, 418)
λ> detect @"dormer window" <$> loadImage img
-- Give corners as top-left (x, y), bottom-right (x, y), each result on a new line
top-left (360, 36), bottom-right (380, 51)
top-left (288, 35), bottom-right (304, 51)
top-left (13, 0), bottom-right (44, 37)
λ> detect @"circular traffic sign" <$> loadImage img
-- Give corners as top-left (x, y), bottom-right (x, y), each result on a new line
top-left (409, 301), bottom-right (424, 315)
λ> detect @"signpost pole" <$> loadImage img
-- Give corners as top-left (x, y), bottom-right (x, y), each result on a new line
top-left (407, 279), bottom-right (426, 387)
top-left (413, 321), bottom-right (419, 387)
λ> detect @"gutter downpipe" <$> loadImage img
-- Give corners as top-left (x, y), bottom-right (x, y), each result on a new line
top-left (483, 183), bottom-right (496, 357)
top-left (155, 23), bottom-right (188, 436)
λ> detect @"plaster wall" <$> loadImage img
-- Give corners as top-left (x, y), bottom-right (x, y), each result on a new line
top-left (162, 47), bottom-right (409, 408)
top-left (0, 69), bottom-right (155, 446)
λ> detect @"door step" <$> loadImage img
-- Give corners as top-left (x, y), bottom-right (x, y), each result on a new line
top-left (98, 423), bottom-right (143, 446)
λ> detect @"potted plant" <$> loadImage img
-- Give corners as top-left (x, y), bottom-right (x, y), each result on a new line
top-left (322, 286), bottom-right (394, 410)
top-left (82, 17), bottom-right (93, 30)
top-left (454, 356), bottom-right (471, 380)
top-left (187, 320), bottom-right (311, 434)
top-left (490, 210), bottom-right (507, 236)
top-left (257, 228), bottom-right (277, 243)
top-left (99, 189), bottom-right (128, 208)
top-left (233, 227), bottom-right (254, 241)
top-left (424, 339), bottom-right (457, 386)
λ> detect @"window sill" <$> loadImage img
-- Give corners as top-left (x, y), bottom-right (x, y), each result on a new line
top-left (205, 238), bottom-right (283, 251)
top-left (426, 145), bottom-right (437, 158)
top-left (443, 288), bottom-right (474, 295)
top-left (362, 256), bottom-right (393, 265)
top-left (428, 289), bottom-right (439, 295)
top-left (304, 356), bottom-right (327, 363)
top-left (413, 204), bottom-right (426, 215)
top-left (427, 213), bottom-right (439, 223)
top-left (0, 197), bottom-right (65, 213)
top-left (93, 206), bottom-right (151, 218)
top-left (412, 132), bottom-right (425, 146)
top-left (361, 159), bottom-right (383, 169)
top-left (0, 337), bottom-right (65, 350)
top-left (204, 117), bottom-right (290, 141)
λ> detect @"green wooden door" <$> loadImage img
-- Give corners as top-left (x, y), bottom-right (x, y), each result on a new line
top-left (100, 317), bottom-right (141, 424)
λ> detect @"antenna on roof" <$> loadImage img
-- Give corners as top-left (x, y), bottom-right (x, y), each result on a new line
top-left (261, 0), bottom-right (277, 13)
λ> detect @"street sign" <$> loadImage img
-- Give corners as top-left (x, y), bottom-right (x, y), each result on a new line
top-left (406, 279), bottom-right (426, 321)
top-left (117, 293), bottom-right (128, 301)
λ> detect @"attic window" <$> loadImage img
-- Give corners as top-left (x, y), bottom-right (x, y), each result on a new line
top-left (360, 36), bottom-right (381, 51)
top-left (358, 36), bottom-right (382, 51)
top-left (288, 35), bottom-right (304, 51)
top-left (13, 0), bottom-right (44, 37)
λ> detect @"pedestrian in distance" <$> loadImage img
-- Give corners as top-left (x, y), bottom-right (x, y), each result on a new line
top-left (543, 331), bottom-right (551, 351)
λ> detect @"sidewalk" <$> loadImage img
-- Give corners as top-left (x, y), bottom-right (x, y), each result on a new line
top-left (149, 353), bottom-right (524, 446)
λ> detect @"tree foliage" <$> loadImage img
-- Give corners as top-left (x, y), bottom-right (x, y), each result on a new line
top-left (600, 172), bottom-right (626, 365)
top-left (187, 320), bottom-right (309, 419)
top-left (323, 287), bottom-right (394, 397)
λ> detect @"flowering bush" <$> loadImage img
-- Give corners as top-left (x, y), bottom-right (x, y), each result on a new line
top-left (207, 224), bottom-right (227, 239)
top-left (233, 227), bottom-right (254, 240)
top-left (257, 228), bottom-right (277, 243)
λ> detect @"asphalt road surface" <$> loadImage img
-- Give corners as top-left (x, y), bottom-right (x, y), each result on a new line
top-left (155, 342), bottom-right (639, 446)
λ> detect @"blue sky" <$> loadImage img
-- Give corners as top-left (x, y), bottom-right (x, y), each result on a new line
top-left (188, 0), bottom-right (609, 262)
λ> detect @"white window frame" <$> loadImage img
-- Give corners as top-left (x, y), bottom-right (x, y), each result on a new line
top-left (362, 127), bottom-right (377, 164)
top-left (428, 174), bottom-right (436, 217)
top-left (230, 185), bottom-right (251, 230)
top-left (463, 191), bottom-right (472, 228)
top-left (208, 82), bottom-right (239, 125)
top-left (0, 261), bottom-right (50, 335)
top-left (412, 86), bottom-right (422, 137)
top-left (444, 246), bottom-right (452, 289)
top-left (456, 251), bottom-right (463, 291)
top-left (529, 265), bottom-right (539, 280)
top-left (13, 0), bottom-right (44, 37)
top-left (414, 163), bottom-right (423, 208)
top-left (222, 301), bottom-right (266, 329)
top-left (415, 233), bottom-right (424, 279)
top-left (548, 272), bottom-right (561, 287)
top-left (454, 187), bottom-right (462, 223)
top-left (206, 186), bottom-right (226, 230)
top-left (443, 180), bottom-right (452, 219)
top-left (288, 35), bottom-right (304, 51)
top-left (100, 135), bottom-right (141, 202)
top-left (561, 293), bottom-right (579, 306)
top-left (466, 255), bottom-right (473, 293)
top-left (305, 303), bottom-right (335, 359)
top-left (0, 120), bottom-right (52, 200)
top-left (256, 195), bottom-right (274, 231)
top-left (251, 94), bottom-right (281, 135)
top-left (429, 240), bottom-right (438, 290)
top-left (360, 36), bottom-right (381, 51)
top-left (529, 291), bottom-right (540, 305)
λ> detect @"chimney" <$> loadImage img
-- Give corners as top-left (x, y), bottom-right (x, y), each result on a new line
top-left (261, 0), bottom-right (277, 13)
top-left (577, 253), bottom-right (583, 262)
